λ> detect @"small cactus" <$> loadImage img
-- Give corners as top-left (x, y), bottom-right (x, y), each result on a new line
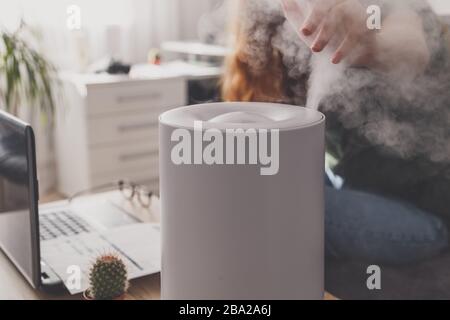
top-left (87, 254), bottom-right (129, 300)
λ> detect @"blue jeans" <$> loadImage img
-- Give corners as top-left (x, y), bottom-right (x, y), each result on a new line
top-left (325, 173), bottom-right (449, 265)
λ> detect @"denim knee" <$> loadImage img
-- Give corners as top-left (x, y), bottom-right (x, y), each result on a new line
top-left (325, 187), bottom-right (449, 265)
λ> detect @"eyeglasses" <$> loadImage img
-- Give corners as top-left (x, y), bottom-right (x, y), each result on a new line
top-left (118, 180), bottom-right (153, 208)
top-left (69, 180), bottom-right (154, 208)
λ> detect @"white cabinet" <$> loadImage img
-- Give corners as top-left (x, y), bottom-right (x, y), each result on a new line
top-left (55, 74), bottom-right (187, 196)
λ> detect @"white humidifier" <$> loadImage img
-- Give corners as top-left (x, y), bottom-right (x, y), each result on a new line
top-left (159, 102), bottom-right (325, 300)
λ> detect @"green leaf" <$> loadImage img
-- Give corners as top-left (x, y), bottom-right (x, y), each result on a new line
top-left (0, 24), bottom-right (60, 122)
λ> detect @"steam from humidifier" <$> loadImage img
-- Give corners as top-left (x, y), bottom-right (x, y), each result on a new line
top-left (279, 0), bottom-right (346, 110)
top-left (280, 0), bottom-right (316, 47)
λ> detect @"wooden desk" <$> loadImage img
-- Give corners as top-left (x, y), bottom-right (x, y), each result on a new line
top-left (0, 249), bottom-right (161, 300)
top-left (0, 193), bottom-right (336, 300)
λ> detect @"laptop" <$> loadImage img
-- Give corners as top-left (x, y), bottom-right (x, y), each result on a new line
top-left (0, 110), bottom-right (161, 293)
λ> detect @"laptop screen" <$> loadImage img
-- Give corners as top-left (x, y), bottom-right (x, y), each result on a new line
top-left (0, 111), bottom-right (40, 288)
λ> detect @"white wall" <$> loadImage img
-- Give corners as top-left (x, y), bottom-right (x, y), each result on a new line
top-left (178, 0), bottom-right (210, 39)
top-left (177, 0), bottom-right (225, 40)
top-left (428, 0), bottom-right (450, 15)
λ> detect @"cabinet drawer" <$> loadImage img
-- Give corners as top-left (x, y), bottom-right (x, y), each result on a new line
top-left (90, 142), bottom-right (159, 175)
top-left (86, 78), bottom-right (186, 116)
top-left (87, 111), bottom-right (160, 146)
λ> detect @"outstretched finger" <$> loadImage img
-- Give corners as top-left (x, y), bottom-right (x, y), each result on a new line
top-left (332, 35), bottom-right (356, 64)
top-left (301, 2), bottom-right (331, 36)
top-left (311, 10), bottom-right (339, 52)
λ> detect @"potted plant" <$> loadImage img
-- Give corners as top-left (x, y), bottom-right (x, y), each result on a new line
top-left (84, 254), bottom-right (130, 300)
top-left (0, 20), bottom-right (59, 121)
top-left (0, 21), bottom-right (60, 193)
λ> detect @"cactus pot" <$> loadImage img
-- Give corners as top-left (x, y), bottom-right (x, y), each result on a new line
top-left (83, 288), bottom-right (126, 301)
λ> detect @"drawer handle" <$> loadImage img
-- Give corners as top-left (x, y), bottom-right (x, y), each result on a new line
top-left (119, 150), bottom-right (158, 162)
top-left (118, 121), bottom-right (158, 133)
top-left (116, 93), bottom-right (162, 104)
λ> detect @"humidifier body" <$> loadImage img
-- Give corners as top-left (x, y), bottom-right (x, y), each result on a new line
top-left (159, 102), bottom-right (325, 300)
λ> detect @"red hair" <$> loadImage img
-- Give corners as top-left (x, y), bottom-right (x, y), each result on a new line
top-left (221, 1), bottom-right (291, 103)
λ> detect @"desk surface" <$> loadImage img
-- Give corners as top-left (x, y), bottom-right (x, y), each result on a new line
top-left (0, 193), bottom-right (337, 300)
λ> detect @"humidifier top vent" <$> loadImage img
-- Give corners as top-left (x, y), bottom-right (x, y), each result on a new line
top-left (159, 102), bottom-right (324, 131)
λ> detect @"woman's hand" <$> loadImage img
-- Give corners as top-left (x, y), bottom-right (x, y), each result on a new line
top-left (301, 0), bottom-right (374, 65)
top-left (281, 0), bottom-right (430, 77)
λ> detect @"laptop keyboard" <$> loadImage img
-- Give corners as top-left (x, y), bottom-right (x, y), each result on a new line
top-left (40, 211), bottom-right (92, 241)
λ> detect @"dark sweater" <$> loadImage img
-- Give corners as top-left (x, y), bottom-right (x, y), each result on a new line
top-left (320, 5), bottom-right (450, 223)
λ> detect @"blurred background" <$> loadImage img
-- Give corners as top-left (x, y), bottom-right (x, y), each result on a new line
top-left (1, 0), bottom-right (231, 69)
top-left (0, 0), bottom-right (233, 196)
